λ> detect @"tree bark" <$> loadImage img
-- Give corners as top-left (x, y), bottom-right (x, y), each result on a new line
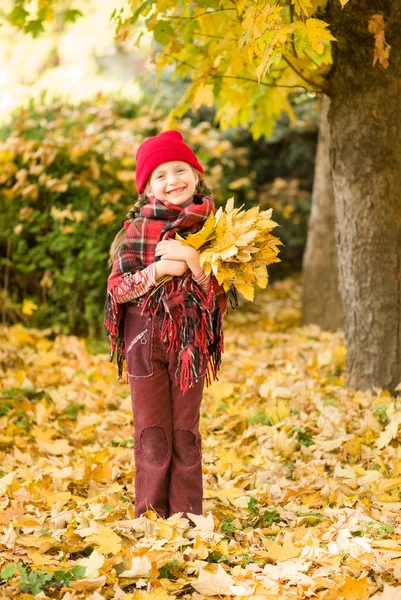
top-left (326, 0), bottom-right (401, 393)
top-left (302, 95), bottom-right (344, 330)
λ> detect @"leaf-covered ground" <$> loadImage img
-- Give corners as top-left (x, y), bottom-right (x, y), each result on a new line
top-left (1, 275), bottom-right (401, 600)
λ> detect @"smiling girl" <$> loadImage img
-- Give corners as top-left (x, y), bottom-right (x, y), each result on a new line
top-left (104, 130), bottom-right (228, 520)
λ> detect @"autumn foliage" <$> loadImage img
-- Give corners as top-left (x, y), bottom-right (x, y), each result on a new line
top-left (1, 277), bottom-right (401, 598)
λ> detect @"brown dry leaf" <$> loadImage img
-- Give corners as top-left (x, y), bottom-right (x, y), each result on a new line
top-left (368, 14), bottom-right (391, 68)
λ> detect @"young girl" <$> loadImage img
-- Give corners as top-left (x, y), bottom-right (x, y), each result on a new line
top-left (104, 130), bottom-right (231, 520)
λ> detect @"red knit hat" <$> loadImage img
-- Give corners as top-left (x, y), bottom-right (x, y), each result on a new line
top-left (135, 130), bottom-right (204, 194)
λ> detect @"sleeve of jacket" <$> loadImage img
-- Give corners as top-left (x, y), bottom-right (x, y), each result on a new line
top-left (191, 267), bottom-right (212, 294)
top-left (108, 262), bottom-right (157, 304)
top-left (192, 268), bottom-right (228, 316)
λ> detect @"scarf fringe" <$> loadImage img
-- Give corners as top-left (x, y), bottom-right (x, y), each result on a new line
top-left (140, 274), bottom-right (227, 393)
top-left (105, 280), bottom-right (239, 391)
top-left (177, 344), bottom-right (198, 394)
top-left (104, 289), bottom-right (125, 380)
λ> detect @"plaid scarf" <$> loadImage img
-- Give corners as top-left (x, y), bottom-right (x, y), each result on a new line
top-left (104, 193), bottom-right (237, 393)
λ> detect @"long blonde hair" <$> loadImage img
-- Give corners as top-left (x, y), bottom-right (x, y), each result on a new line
top-left (107, 167), bottom-right (211, 267)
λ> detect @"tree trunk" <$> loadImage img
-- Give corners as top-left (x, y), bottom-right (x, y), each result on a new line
top-left (302, 95), bottom-right (344, 330)
top-left (326, 0), bottom-right (401, 393)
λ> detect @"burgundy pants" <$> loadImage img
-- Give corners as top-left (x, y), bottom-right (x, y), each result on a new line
top-left (124, 304), bottom-right (205, 519)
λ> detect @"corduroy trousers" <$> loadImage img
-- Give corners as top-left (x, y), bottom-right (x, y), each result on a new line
top-left (124, 304), bottom-right (205, 519)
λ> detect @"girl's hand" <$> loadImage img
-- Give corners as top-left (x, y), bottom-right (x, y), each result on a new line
top-left (155, 259), bottom-right (188, 280)
top-left (155, 239), bottom-right (198, 263)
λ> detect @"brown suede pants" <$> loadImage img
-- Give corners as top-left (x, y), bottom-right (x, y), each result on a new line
top-left (124, 304), bottom-right (205, 519)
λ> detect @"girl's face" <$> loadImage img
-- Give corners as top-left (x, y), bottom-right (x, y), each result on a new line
top-left (146, 161), bottom-right (199, 205)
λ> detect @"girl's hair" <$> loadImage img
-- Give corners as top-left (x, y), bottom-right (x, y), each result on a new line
top-left (107, 167), bottom-right (211, 267)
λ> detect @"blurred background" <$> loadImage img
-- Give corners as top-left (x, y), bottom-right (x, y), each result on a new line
top-left (0, 0), bottom-right (319, 340)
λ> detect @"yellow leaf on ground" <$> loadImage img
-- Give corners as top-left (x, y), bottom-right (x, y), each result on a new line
top-left (76, 549), bottom-right (105, 579)
top-left (371, 584), bottom-right (401, 600)
top-left (128, 590), bottom-right (171, 600)
top-left (209, 381), bottom-right (235, 401)
top-left (371, 540), bottom-right (401, 551)
top-left (192, 564), bottom-right (234, 596)
top-left (36, 438), bottom-right (74, 455)
top-left (85, 523), bottom-right (122, 555)
top-left (191, 536), bottom-right (209, 559)
top-left (262, 539), bottom-right (300, 561)
top-left (44, 491), bottom-right (72, 508)
top-left (119, 555), bottom-right (152, 578)
top-left (336, 576), bottom-right (375, 600)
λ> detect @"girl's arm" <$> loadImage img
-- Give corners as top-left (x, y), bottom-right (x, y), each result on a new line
top-left (109, 260), bottom-right (189, 303)
top-left (183, 248), bottom-right (212, 294)
top-left (155, 239), bottom-right (212, 294)
top-left (109, 263), bottom-right (157, 303)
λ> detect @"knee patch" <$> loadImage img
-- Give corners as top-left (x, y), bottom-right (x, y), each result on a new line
top-left (140, 426), bottom-right (169, 466)
top-left (174, 429), bottom-right (201, 466)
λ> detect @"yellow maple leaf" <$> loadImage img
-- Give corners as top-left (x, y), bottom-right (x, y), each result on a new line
top-left (36, 438), bottom-right (74, 455)
top-left (228, 177), bottom-right (251, 190)
top-left (254, 264), bottom-right (268, 288)
top-left (234, 281), bottom-right (254, 302)
top-left (85, 523), bottom-right (122, 555)
top-left (176, 211), bottom-right (216, 249)
top-left (305, 18), bottom-right (337, 54)
top-left (262, 539), bottom-right (301, 561)
top-left (76, 549), bottom-right (105, 579)
top-left (192, 83), bottom-right (215, 110)
top-left (216, 447), bottom-right (244, 473)
top-left (97, 208), bottom-right (117, 225)
top-left (209, 381), bottom-right (235, 401)
top-left (292, 0), bottom-right (313, 17)
top-left (192, 564), bottom-right (234, 596)
top-left (119, 554), bottom-right (152, 577)
top-left (129, 590), bottom-right (170, 600)
top-left (191, 536), bottom-right (209, 559)
top-left (337, 576), bottom-right (375, 599)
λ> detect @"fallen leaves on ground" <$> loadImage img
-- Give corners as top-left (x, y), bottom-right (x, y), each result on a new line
top-left (1, 274), bottom-right (401, 599)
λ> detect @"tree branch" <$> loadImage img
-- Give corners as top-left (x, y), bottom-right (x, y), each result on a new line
top-left (211, 72), bottom-right (307, 89)
top-left (168, 8), bottom-right (237, 22)
top-left (281, 54), bottom-right (324, 91)
top-left (289, 4), bottom-right (297, 55)
top-left (159, 51), bottom-right (309, 90)
top-left (192, 32), bottom-right (227, 40)
top-left (303, 49), bottom-right (322, 69)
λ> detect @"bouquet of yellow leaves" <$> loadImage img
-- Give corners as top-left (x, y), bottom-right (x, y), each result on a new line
top-left (175, 197), bottom-right (283, 302)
